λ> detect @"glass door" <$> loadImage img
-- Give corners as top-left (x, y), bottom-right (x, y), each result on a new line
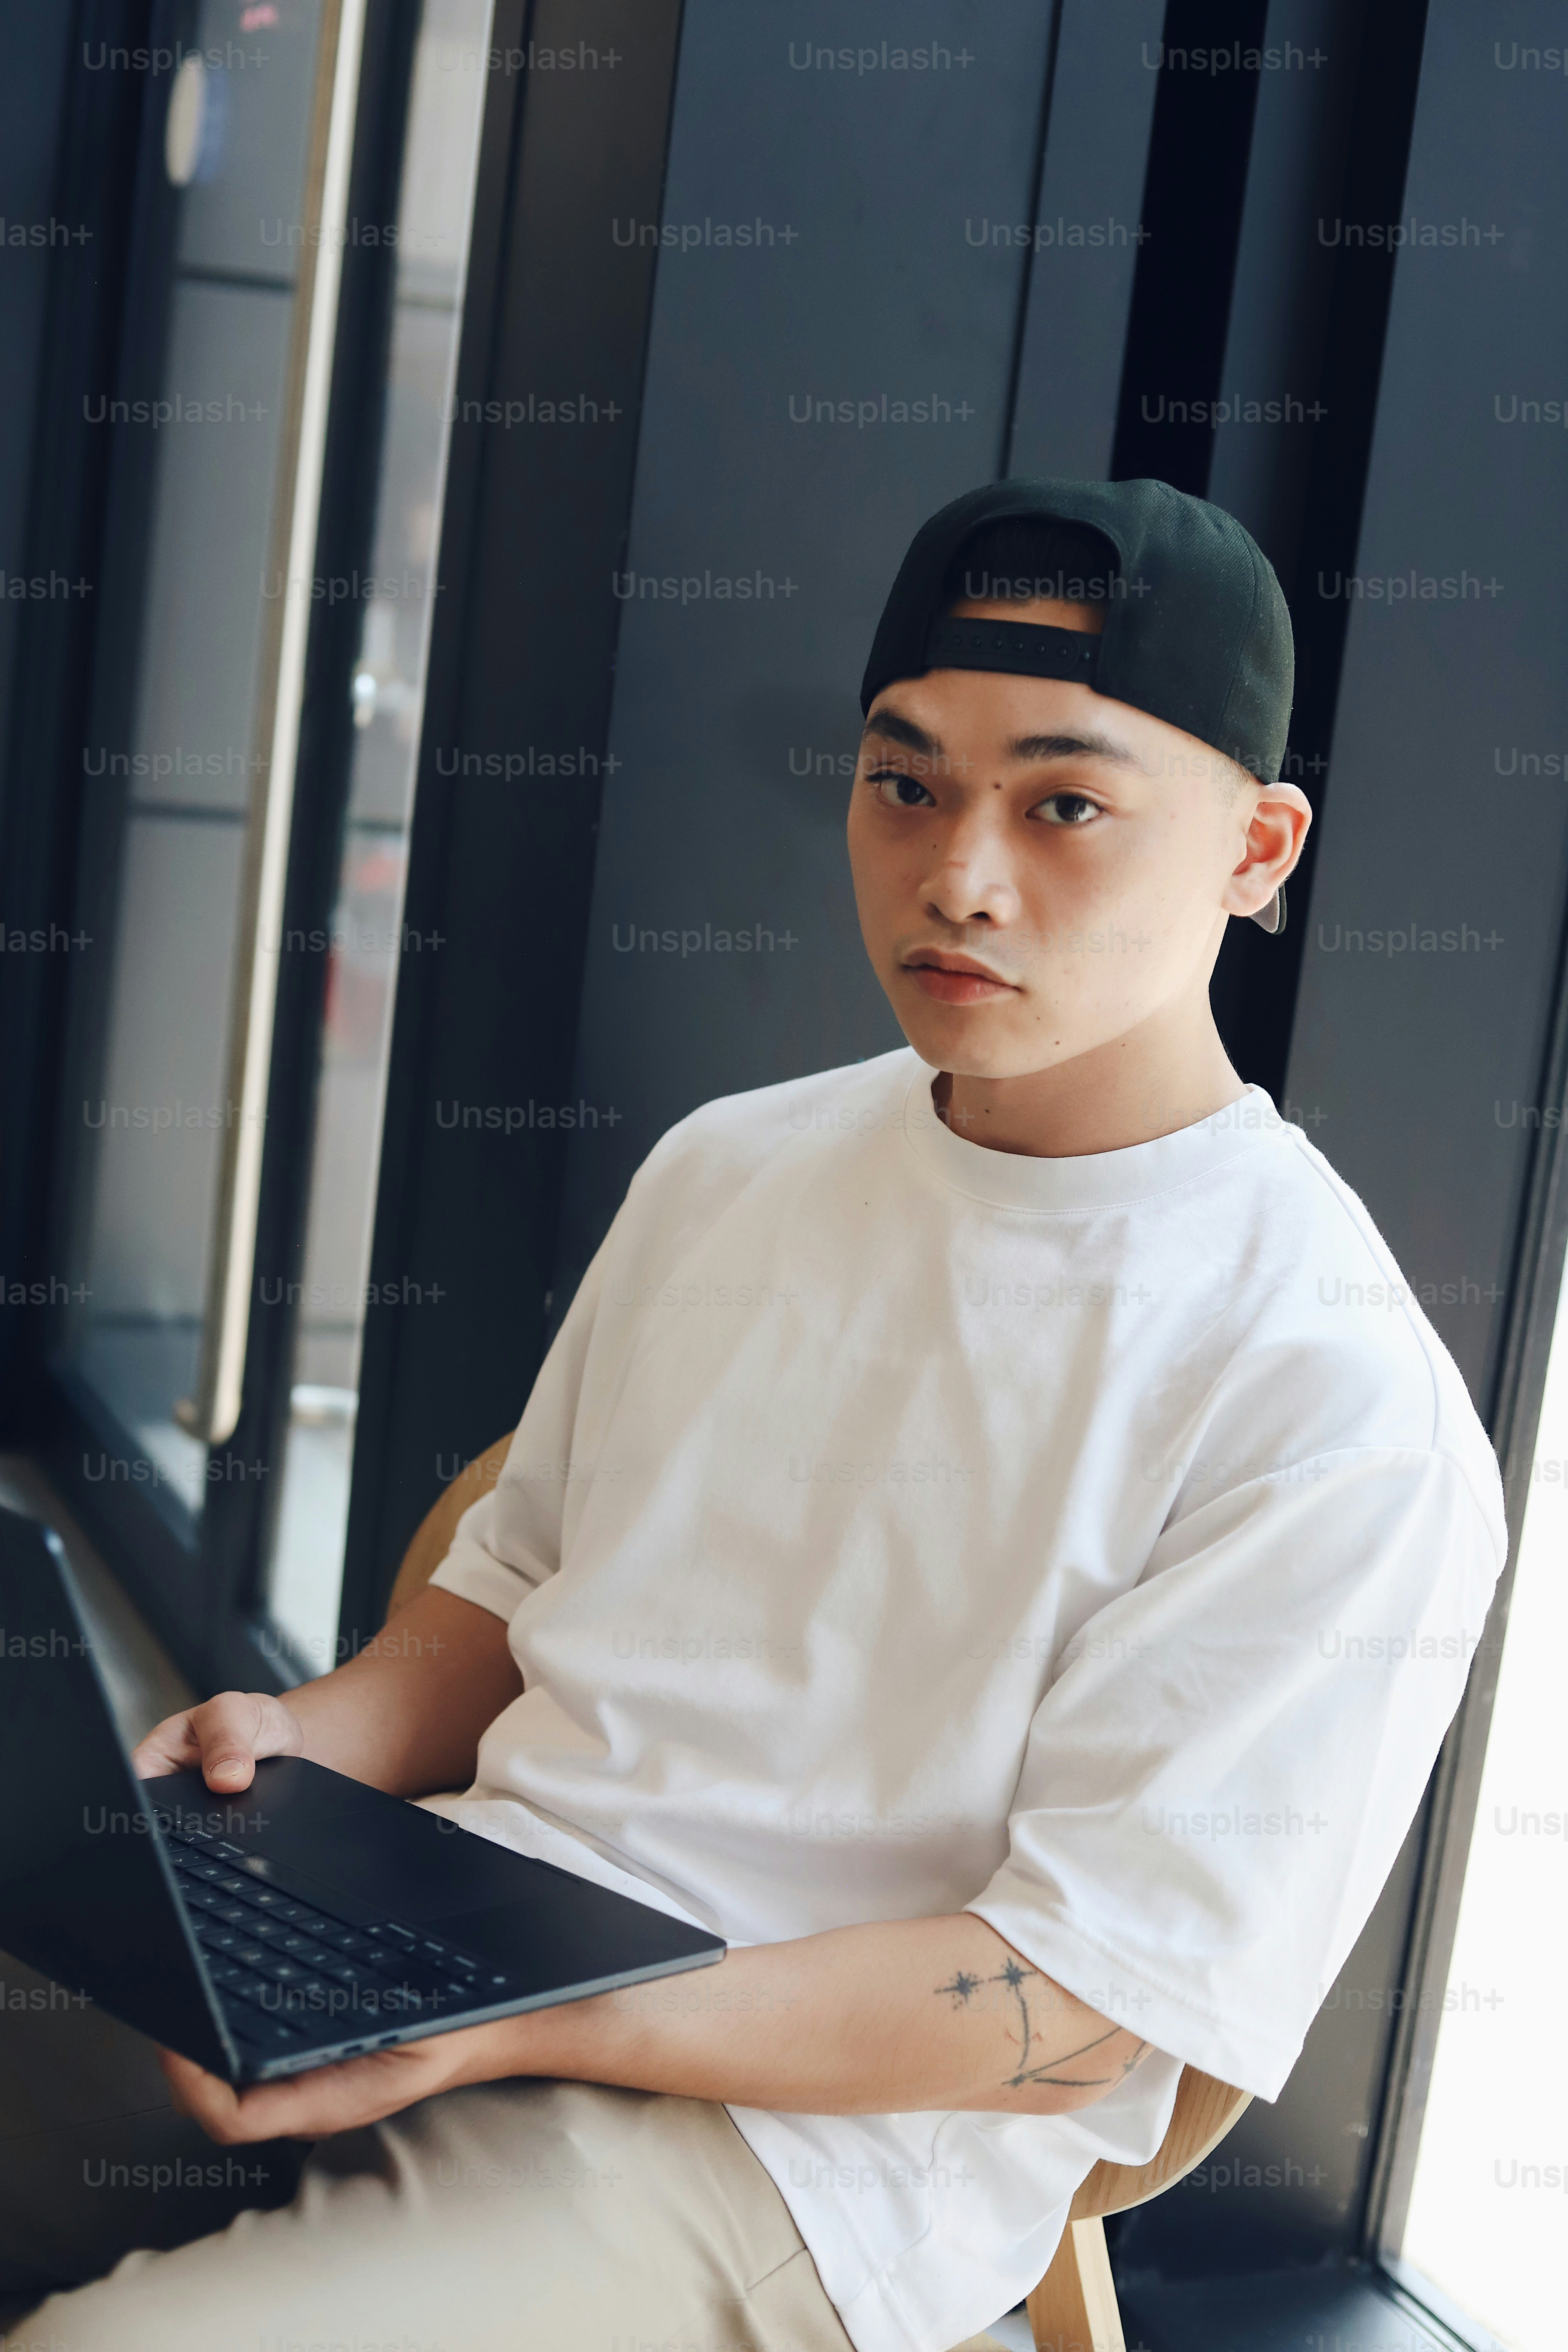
top-left (44, 0), bottom-right (492, 1680)
top-left (55, 0), bottom-right (359, 1537)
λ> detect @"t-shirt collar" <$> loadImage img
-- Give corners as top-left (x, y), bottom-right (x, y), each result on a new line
top-left (899, 1054), bottom-right (1289, 1214)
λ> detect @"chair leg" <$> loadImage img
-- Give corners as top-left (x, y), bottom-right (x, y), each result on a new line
top-left (1025, 2216), bottom-right (1127, 2352)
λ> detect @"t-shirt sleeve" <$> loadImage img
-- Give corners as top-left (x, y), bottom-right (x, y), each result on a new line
top-left (965, 1444), bottom-right (1505, 2100)
top-left (427, 1240), bottom-right (609, 1623)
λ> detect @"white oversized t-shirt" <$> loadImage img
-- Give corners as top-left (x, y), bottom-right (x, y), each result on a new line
top-left (426, 1048), bottom-right (1504, 2352)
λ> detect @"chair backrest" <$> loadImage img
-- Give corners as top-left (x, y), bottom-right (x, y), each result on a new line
top-left (383, 1432), bottom-right (515, 1624)
top-left (386, 1435), bottom-right (1251, 2211)
top-left (1070, 2065), bottom-right (1249, 2219)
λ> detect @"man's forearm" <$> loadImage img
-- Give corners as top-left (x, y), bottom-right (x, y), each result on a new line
top-left (478, 1911), bottom-right (1152, 2119)
top-left (288, 1586), bottom-right (523, 1797)
top-left (161, 1862), bottom-right (1158, 2145)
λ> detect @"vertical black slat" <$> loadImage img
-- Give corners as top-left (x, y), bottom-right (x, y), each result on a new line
top-left (1282, 0), bottom-right (1435, 776)
top-left (1208, 0), bottom-right (1433, 1101)
top-left (338, 0), bottom-right (687, 1642)
top-left (1110, 0), bottom-right (1273, 493)
top-left (0, 0), bottom-right (159, 1429)
top-left (1203, 0), bottom-right (1370, 591)
top-left (201, 0), bottom-right (426, 1695)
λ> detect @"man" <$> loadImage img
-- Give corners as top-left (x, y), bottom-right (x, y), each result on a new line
top-left (9, 479), bottom-right (1504, 2352)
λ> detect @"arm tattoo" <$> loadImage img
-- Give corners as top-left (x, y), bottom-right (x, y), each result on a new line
top-left (936, 1957), bottom-right (1150, 2092)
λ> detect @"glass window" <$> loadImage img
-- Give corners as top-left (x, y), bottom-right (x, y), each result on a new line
top-left (58, 0), bottom-right (336, 1532)
top-left (262, 0), bottom-right (493, 1669)
top-left (1398, 1261), bottom-right (1568, 2352)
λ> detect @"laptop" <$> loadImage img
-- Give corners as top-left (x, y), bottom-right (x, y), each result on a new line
top-left (0, 1505), bottom-right (724, 2082)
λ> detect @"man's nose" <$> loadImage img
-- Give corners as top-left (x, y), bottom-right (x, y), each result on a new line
top-left (921, 811), bottom-right (1019, 928)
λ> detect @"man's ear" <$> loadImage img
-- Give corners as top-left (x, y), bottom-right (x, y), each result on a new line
top-left (1223, 780), bottom-right (1312, 923)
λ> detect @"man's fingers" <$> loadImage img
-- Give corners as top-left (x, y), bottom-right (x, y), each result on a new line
top-left (159, 2049), bottom-right (308, 2144)
top-left (192, 1692), bottom-right (302, 1792)
top-left (129, 1718), bottom-right (203, 1779)
top-left (158, 2041), bottom-right (451, 2145)
top-left (201, 1747), bottom-right (258, 1791)
top-left (159, 2048), bottom-right (245, 2136)
top-left (130, 1693), bottom-right (303, 1793)
top-left (158, 2050), bottom-right (295, 2145)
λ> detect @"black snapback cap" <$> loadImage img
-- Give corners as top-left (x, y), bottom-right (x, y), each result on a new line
top-left (861, 478), bottom-right (1296, 932)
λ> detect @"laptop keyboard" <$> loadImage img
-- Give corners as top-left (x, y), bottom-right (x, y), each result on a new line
top-left (163, 1825), bottom-right (522, 2056)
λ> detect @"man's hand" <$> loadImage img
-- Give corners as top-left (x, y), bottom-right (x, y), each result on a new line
top-left (131, 1587), bottom-right (522, 1801)
top-left (158, 2016), bottom-right (526, 2143)
top-left (133, 1692), bottom-right (305, 1793)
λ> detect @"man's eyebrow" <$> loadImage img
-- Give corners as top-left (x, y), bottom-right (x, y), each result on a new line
top-left (861, 707), bottom-right (945, 759)
top-left (1007, 729), bottom-right (1142, 768)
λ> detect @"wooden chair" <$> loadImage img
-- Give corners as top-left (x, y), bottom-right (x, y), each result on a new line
top-left (383, 1431), bottom-right (516, 1621)
top-left (387, 1437), bottom-right (1251, 2352)
top-left (1011, 2065), bottom-right (1248, 2352)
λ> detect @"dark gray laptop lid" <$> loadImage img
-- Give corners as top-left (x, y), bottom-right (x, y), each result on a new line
top-left (0, 1505), bottom-right (236, 2075)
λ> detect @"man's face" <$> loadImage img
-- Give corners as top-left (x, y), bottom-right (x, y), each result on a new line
top-left (846, 599), bottom-right (1300, 1082)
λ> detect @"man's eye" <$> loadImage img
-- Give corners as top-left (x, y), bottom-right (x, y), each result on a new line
top-left (1034, 791), bottom-right (1103, 827)
top-left (868, 768), bottom-right (936, 809)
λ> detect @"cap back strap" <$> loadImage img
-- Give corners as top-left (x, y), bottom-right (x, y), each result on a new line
top-left (923, 616), bottom-right (1101, 686)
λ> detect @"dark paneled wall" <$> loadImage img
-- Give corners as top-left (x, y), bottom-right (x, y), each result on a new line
top-left (1286, 0), bottom-right (1568, 1406)
top-left (553, 0), bottom-right (1056, 1298)
top-left (1003, 0), bottom-right (1164, 481)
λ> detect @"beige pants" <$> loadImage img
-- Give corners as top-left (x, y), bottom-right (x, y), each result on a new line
top-left (0, 1954), bottom-right (854, 2352)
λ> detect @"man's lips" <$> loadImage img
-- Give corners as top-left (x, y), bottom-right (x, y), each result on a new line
top-left (901, 951), bottom-right (1019, 1005)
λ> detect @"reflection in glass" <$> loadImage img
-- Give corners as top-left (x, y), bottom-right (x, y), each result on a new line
top-left (265, 0), bottom-right (493, 1667)
top-left (62, 0), bottom-right (328, 1524)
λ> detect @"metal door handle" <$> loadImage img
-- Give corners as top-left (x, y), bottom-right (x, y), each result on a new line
top-left (175, 0), bottom-right (368, 1447)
